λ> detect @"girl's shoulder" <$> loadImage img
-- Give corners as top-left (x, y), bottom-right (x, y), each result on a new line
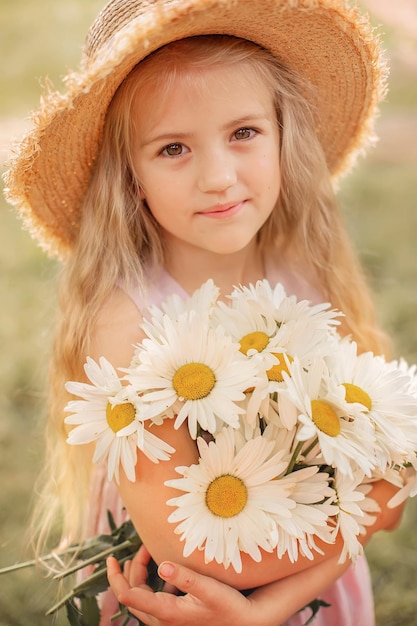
top-left (89, 286), bottom-right (145, 369)
top-left (89, 265), bottom-right (185, 369)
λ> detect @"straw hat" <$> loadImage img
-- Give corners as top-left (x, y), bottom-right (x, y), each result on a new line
top-left (4, 0), bottom-right (387, 258)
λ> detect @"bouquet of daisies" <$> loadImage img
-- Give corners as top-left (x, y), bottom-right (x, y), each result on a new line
top-left (65, 279), bottom-right (417, 573)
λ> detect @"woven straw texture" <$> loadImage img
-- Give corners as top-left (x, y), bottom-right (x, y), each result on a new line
top-left (4, 0), bottom-right (387, 258)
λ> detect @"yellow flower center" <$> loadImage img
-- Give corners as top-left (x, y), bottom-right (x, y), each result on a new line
top-left (173, 362), bottom-right (216, 400)
top-left (206, 474), bottom-right (248, 517)
top-left (239, 331), bottom-right (269, 355)
top-left (342, 383), bottom-right (372, 411)
top-left (267, 353), bottom-right (294, 382)
top-left (311, 399), bottom-right (341, 437)
top-left (106, 402), bottom-right (136, 433)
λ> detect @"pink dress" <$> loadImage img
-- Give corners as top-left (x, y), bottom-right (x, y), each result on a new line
top-left (86, 262), bottom-right (375, 626)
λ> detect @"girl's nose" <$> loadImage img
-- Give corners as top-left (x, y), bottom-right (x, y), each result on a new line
top-left (197, 150), bottom-right (237, 194)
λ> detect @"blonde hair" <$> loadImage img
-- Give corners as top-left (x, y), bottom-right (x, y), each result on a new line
top-left (33, 35), bottom-right (390, 553)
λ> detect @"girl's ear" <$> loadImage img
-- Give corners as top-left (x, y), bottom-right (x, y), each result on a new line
top-left (139, 186), bottom-right (146, 200)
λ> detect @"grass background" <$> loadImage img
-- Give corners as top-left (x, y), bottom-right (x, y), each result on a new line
top-left (0, 0), bottom-right (416, 624)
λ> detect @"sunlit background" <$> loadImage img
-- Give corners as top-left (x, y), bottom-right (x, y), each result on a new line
top-left (0, 1), bottom-right (416, 624)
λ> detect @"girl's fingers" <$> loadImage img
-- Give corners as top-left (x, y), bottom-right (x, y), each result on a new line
top-left (123, 559), bottom-right (131, 578)
top-left (130, 543), bottom-right (152, 567)
top-left (162, 581), bottom-right (178, 594)
top-left (129, 544), bottom-right (154, 586)
top-left (107, 557), bottom-right (251, 625)
top-left (107, 556), bottom-right (172, 623)
top-left (158, 561), bottom-right (221, 606)
top-left (106, 556), bottom-right (131, 598)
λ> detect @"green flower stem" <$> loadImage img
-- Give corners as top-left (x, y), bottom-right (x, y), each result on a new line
top-left (46, 553), bottom-right (134, 616)
top-left (285, 440), bottom-right (305, 475)
top-left (302, 437), bottom-right (319, 459)
top-left (110, 608), bottom-right (133, 624)
top-left (0, 514), bottom-right (143, 620)
top-left (0, 548), bottom-right (79, 575)
top-left (110, 609), bottom-right (125, 620)
top-left (46, 587), bottom-right (84, 616)
top-left (74, 553), bottom-right (131, 593)
top-left (53, 538), bottom-right (135, 580)
top-left (0, 559), bottom-right (43, 574)
top-left (285, 436), bottom-right (319, 475)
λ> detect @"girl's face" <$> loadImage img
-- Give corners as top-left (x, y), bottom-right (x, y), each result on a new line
top-left (131, 61), bottom-right (281, 260)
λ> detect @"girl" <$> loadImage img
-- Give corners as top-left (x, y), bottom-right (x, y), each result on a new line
top-left (4, 0), bottom-right (405, 624)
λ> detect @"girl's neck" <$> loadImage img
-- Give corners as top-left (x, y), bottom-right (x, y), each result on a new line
top-left (163, 239), bottom-right (265, 298)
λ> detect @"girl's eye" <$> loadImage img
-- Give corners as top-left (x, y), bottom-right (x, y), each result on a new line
top-left (233, 128), bottom-right (255, 141)
top-left (161, 143), bottom-right (186, 157)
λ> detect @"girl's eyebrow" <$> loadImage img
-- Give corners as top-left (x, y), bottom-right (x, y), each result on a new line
top-left (140, 130), bottom-right (191, 148)
top-left (224, 113), bottom-right (274, 128)
top-left (140, 112), bottom-right (273, 147)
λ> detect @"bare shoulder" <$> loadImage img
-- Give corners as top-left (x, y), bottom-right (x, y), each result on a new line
top-left (90, 287), bottom-right (145, 368)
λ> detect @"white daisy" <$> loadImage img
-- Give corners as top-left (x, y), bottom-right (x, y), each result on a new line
top-left (127, 312), bottom-right (259, 439)
top-left (65, 357), bottom-right (174, 483)
top-left (142, 279), bottom-right (220, 344)
top-left (272, 465), bottom-right (337, 562)
top-left (260, 420), bottom-right (298, 458)
top-left (214, 284), bottom-right (341, 432)
top-left (213, 293), bottom-right (313, 427)
top-left (279, 357), bottom-right (378, 477)
top-left (386, 465), bottom-right (417, 507)
top-left (230, 280), bottom-right (341, 367)
top-left (332, 469), bottom-right (379, 563)
top-left (65, 358), bottom-right (138, 482)
top-left (387, 357), bottom-right (417, 397)
top-left (232, 279), bottom-right (288, 311)
top-left (327, 340), bottom-right (417, 470)
top-left (235, 279), bottom-right (341, 333)
top-left (213, 293), bottom-right (281, 368)
top-left (367, 463), bottom-right (417, 509)
top-left (165, 427), bottom-right (297, 573)
top-left (135, 421), bottom-right (175, 464)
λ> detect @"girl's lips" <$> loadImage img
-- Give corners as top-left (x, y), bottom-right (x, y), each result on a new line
top-left (197, 201), bottom-right (245, 219)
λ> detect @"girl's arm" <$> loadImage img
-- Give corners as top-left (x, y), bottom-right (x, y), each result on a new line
top-left (91, 288), bottom-right (404, 590)
top-left (107, 546), bottom-right (352, 626)
top-left (107, 477), bottom-right (404, 626)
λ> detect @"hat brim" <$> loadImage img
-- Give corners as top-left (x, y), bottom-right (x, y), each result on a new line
top-left (4, 0), bottom-right (387, 258)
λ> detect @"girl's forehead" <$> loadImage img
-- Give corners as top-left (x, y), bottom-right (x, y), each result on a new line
top-left (131, 62), bottom-right (277, 139)
top-left (132, 60), bottom-right (275, 114)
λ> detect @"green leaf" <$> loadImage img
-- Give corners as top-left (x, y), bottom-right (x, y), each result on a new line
top-left (65, 597), bottom-right (101, 626)
top-left (71, 535), bottom-right (115, 561)
top-left (107, 510), bottom-right (118, 533)
top-left (72, 565), bottom-right (110, 598)
top-left (80, 596), bottom-right (101, 625)
top-left (1, 510), bottom-right (145, 620)
top-left (302, 598), bottom-right (331, 626)
top-left (66, 599), bottom-right (86, 626)
top-left (145, 557), bottom-right (164, 592)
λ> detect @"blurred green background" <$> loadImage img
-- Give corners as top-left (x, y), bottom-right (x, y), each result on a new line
top-left (0, 0), bottom-right (416, 624)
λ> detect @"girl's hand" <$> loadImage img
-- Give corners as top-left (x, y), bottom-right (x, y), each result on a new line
top-left (107, 547), bottom-right (352, 626)
top-left (123, 544), bottom-right (178, 595)
top-left (107, 549), bottom-right (256, 626)
top-left (107, 479), bottom-right (407, 626)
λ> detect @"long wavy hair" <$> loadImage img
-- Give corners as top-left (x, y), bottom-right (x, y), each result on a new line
top-left (32, 35), bottom-right (390, 553)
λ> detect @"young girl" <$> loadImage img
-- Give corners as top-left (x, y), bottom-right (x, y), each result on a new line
top-left (4, 0), bottom-right (406, 624)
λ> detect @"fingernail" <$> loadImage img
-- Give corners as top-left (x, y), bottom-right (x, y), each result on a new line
top-left (158, 561), bottom-right (175, 578)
